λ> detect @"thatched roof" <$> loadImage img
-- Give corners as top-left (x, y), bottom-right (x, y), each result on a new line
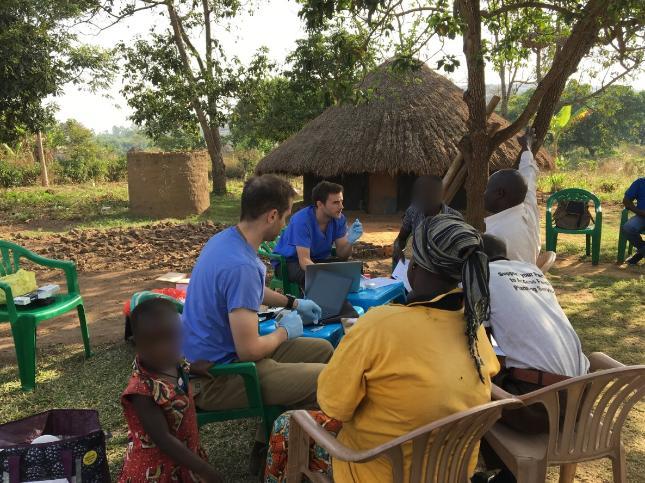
top-left (256, 61), bottom-right (553, 177)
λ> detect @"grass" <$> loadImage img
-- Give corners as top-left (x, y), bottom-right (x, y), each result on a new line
top-left (0, 180), bottom-right (247, 234)
top-left (0, 177), bottom-right (304, 235)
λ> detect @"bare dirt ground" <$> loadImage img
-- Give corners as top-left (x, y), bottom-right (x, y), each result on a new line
top-left (0, 213), bottom-right (639, 363)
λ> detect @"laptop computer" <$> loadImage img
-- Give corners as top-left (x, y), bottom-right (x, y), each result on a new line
top-left (305, 261), bottom-right (363, 293)
top-left (304, 270), bottom-right (353, 322)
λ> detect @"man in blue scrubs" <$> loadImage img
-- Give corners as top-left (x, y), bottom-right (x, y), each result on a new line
top-left (272, 180), bottom-right (363, 288)
top-left (182, 175), bottom-right (333, 471)
top-left (622, 176), bottom-right (645, 265)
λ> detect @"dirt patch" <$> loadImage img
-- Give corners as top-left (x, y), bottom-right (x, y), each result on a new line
top-left (0, 269), bottom-right (164, 363)
top-left (13, 221), bottom-right (227, 272)
top-left (554, 256), bottom-right (644, 279)
top-left (2, 214), bottom-right (641, 364)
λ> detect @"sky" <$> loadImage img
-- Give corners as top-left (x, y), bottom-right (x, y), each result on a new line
top-left (54, 0), bottom-right (644, 133)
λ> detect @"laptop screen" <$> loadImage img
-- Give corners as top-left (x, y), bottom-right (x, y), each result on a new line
top-left (305, 270), bottom-right (353, 320)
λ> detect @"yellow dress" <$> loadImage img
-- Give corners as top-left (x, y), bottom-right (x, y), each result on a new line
top-left (317, 289), bottom-right (500, 482)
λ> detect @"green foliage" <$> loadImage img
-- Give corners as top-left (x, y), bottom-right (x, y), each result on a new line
top-left (96, 126), bottom-right (153, 154)
top-left (229, 28), bottom-right (377, 150)
top-left (508, 83), bottom-right (645, 157)
top-left (0, 0), bottom-right (116, 144)
top-left (0, 161), bottom-right (41, 188)
top-left (560, 85), bottom-right (645, 157)
top-left (119, 34), bottom-right (209, 150)
top-left (545, 173), bottom-right (566, 192)
top-left (50, 120), bottom-right (125, 183)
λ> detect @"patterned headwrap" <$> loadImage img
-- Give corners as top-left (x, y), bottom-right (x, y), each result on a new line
top-left (412, 214), bottom-right (491, 381)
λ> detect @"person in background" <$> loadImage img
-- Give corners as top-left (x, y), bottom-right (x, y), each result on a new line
top-left (272, 180), bottom-right (363, 289)
top-left (263, 214), bottom-right (500, 482)
top-left (622, 176), bottom-right (645, 265)
top-left (479, 234), bottom-right (589, 483)
top-left (181, 175), bottom-right (332, 475)
top-left (119, 298), bottom-right (223, 483)
top-left (392, 175), bottom-right (462, 265)
top-left (484, 128), bottom-right (540, 264)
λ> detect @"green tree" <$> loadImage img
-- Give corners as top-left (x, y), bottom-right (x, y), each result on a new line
top-left (299, 0), bottom-right (644, 227)
top-left (0, 0), bottom-right (115, 143)
top-left (117, 0), bottom-right (255, 194)
top-left (49, 119), bottom-right (124, 182)
top-left (96, 126), bottom-right (153, 154)
top-left (561, 86), bottom-right (645, 156)
top-left (229, 28), bottom-right (377, 151)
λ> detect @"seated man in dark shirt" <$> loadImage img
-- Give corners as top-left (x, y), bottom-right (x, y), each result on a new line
top-left (622, 176), bottom-right (645, 265)
top-left (392, 175), bottom-right (462, 265)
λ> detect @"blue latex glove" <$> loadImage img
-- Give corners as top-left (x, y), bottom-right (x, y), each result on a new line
top-left (347, 218), bottom-right (363, 244)
top-left (296, 298), bottom-right (322, 324)
top-left (277, 311), bottom-right (303, 339)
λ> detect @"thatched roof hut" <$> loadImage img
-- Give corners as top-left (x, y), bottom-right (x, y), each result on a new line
top-left (257, 60), bottom-right (553, 214)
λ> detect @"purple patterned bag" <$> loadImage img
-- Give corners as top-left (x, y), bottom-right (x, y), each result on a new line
top-left (0, 409), bottom-right (110, 482)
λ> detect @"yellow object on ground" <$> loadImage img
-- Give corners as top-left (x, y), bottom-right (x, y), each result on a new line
top-left (318, 289), bottom-right (500, 482)
top-left (0, 269), bottom-right (37, 304)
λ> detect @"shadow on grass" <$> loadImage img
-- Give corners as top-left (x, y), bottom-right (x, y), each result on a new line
top-left (0, 343), bottom-right (258, 482)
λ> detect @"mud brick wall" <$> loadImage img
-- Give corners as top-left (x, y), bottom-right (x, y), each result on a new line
top-left (127, 150), bottom-right (210, 218)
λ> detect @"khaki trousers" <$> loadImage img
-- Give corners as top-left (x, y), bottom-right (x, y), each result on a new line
top-left (192, 338), bottom-right (333, 440)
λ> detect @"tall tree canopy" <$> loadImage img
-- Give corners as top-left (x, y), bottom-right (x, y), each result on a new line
top-left (299, 0), bottom-right (644, 227)
top-left (0, 0), bottom-right (114, 144)
top-left (229, 28), bottom-right (377, 151)
top-left (116, 0), bottom-right (257, 194)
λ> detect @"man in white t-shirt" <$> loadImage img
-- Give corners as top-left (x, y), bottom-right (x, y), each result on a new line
top-left (479, 234), bottom-right (589, 483)
top-left (484, 129), bottom-right (540, 264)
top-left (483, 234), bottom-right (589, 380)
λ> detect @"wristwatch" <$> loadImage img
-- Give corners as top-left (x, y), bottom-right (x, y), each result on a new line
top-left (285, 294), bottom-right (296, 310)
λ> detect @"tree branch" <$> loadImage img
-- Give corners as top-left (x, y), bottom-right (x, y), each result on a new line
top-left (559, 66), bottom-right (638, 109)
top-left (177, 19), bottom-right (207, 77)
top-left (483, 2), bottom-right (576, 18)
top-left (491, 0), bottom-right (607, 148)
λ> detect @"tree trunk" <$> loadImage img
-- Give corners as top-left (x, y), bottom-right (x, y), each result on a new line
top-left (209, 126), bottom-right (227, 194)
top-left (35, 131), bottom-right (49, 187)
top-left (167, 2), bottom-right (227, 194)
top-left (457, 0), bottom-right (490, 230)
top-left (535, 48), bottom-right (542, 83)
top-left (499, 63), bottom-right (509, 117)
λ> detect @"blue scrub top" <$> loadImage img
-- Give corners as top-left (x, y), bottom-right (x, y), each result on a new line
top-left (182, 227), bottom-right (265, 364)
top-left (273, 205), bottom-right (347, 263)
top-left (625, 177), bottom-right (645, 209)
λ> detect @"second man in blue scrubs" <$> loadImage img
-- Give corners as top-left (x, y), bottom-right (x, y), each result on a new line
top-left (273, 181), bottom-right (363, 289)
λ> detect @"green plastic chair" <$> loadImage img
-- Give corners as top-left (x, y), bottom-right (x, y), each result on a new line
top-left (545, 188), bottom-right (602, 265)
top-left (0, 240), bottom-right (91, 391)
top-left (258, 229), bottom-right (300, 297)
top-left (196, 362), bottom-right (284, 441)
top-left (617, 208), bottom-right (645, 263)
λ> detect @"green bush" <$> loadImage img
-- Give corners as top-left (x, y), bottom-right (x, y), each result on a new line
top-left (0, 161), bottom-right (41, 188)
top-left (599, 181), bottom-right (617, 193)
top-left (106, 156), bottom-right (127, 182)
top-left (546, 173), bottom-right (566, 193)
top-left (224, 162), bottom-right (245, 179)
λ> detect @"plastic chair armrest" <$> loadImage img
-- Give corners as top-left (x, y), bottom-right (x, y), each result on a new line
top-left (207, 361), bottom-right (258, 377)
top-left (292, 410), bottom-right (364, 462)
top-left (206, 362), bottom-right (263, 409)
top-left (589, 352), bottom-right (624, 371)
top-left (491, 383), bottom-right (517, 401)
top-left (0, 281), bottom-right (17, 319)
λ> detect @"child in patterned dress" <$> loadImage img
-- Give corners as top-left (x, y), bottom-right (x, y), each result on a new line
top-left (118, 297), bottom-right (222, 483)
